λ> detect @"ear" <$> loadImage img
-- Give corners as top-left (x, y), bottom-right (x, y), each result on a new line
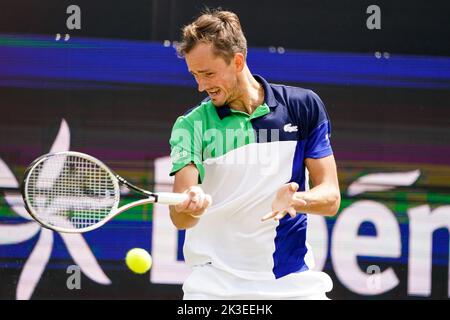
top-left (234, 53), bottom-right (245, 72)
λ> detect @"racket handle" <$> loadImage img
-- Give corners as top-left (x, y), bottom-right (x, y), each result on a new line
top-left (156, 192), bottom-right (189, 205)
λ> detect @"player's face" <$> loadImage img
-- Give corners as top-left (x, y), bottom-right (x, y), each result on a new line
top-left (185, 42), bottom-right (241, 107)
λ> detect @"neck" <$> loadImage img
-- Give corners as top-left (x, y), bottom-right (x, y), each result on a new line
top-left (228, 66), bottom-right (264, 114)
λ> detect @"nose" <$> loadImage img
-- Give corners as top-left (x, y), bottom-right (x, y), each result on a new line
top-left (197, 80), bottom-right (206, 93)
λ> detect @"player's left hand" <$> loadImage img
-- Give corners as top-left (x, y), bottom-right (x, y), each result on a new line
top-left (261, 182), bottom-right (307, 222)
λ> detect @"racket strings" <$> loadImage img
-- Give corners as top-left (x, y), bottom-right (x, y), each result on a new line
top-left (26, 154), bottom-right (119, 230)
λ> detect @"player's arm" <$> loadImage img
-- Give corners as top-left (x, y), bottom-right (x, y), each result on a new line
top-left (297, 155), bottom-right (340, 215)
top-left (262, 155), bottom-right (340, 221)
top-left (169, 163), bottom-right (211, 230)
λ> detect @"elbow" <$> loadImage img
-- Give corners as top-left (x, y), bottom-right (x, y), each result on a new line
top-left (170, 219), bottom-right (189, 231)
top-left (172, 221), bottom-right (187, 230)
top-left (325, 192), bottom-right (341, 217)
top-left (169, 207), bottom-right (196, 230)
top-left (169, 208), bottom-right (187, 230)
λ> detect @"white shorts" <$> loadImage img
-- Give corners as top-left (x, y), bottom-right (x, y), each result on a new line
top-left (183, 264), bottom-right (333, 300)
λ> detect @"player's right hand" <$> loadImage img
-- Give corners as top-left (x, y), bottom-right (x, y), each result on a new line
top-left (173, 186), bottom-right (212, 219)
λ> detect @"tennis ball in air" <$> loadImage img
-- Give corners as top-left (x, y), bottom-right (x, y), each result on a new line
top-left (125, 248), bottom-right (152, 274)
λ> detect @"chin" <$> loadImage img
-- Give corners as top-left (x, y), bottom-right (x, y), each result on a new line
top-left (211, 99), bottom-right (225, 107)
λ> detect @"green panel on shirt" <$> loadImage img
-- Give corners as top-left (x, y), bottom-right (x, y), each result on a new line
top-left (169, 101), bottom-right (270, 182)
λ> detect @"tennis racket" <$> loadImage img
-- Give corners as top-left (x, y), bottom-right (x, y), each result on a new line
top-left (21, 151), bottom-right (189, 233)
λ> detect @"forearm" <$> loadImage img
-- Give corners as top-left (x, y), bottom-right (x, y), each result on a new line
top-left (169, 164), bottom-right (209, 230)
top-left (292, 184), bottom-right (341, 216)
top-left (169, 206), bottom-right (201, 230)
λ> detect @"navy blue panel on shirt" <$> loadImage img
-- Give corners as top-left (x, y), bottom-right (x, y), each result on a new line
top-left (272, 214), bottom-right (309, 278)
top-left (251, 75), bottom-right (332, 145)
top-left (248, 75), bottom-right (334, 279)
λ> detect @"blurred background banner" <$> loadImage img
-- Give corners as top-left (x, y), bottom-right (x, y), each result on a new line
top-left (0, 0), bottom-right (449, 299)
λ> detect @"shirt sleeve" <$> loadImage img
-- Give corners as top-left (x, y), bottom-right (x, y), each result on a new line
top-left (304, 90), bottom-right (333, 159)
top-left (169, 116), bottom-right (205, 183)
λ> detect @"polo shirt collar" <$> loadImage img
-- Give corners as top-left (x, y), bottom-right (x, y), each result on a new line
top-left (216, 105), bottom-right (232, 119)
top-left (253, 74), bottom-right (277, 108)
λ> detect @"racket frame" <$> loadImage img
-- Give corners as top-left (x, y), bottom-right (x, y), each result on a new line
top-left (21, 151), bottom-right (186, 233)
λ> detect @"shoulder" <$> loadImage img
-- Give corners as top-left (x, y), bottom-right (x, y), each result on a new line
top-left (172, 98), bottom-right (213, 129)
top-left (270, 83), bottom-right (323, 111)
top-left (182, 97), bottom-right (213, 118)
top-left (269, 82), bottom-right (330, 133)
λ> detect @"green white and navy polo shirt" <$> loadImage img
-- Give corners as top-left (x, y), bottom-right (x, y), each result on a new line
top-left (169, 75), bottom-right (333, 281)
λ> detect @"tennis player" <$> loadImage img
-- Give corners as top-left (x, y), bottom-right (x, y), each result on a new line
top-left (168, 9), bottom-right (341, 300)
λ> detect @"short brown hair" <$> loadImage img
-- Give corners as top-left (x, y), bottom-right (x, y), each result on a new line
top-left (177, 9), bottom-right (247, 64)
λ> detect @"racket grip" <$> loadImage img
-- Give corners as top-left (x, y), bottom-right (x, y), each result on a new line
top-left (156, 192), bottom-right (189, 205)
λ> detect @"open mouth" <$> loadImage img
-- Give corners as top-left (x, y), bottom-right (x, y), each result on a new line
top-left (208, 89), bottom-right (220, 98)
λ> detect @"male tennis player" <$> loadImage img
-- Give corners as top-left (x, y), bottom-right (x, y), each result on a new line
top-left (168, 9), bottom-right (340, 300)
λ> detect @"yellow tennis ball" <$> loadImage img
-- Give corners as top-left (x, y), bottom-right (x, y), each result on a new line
top-left (125, 248), bottom-right (152, 274)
